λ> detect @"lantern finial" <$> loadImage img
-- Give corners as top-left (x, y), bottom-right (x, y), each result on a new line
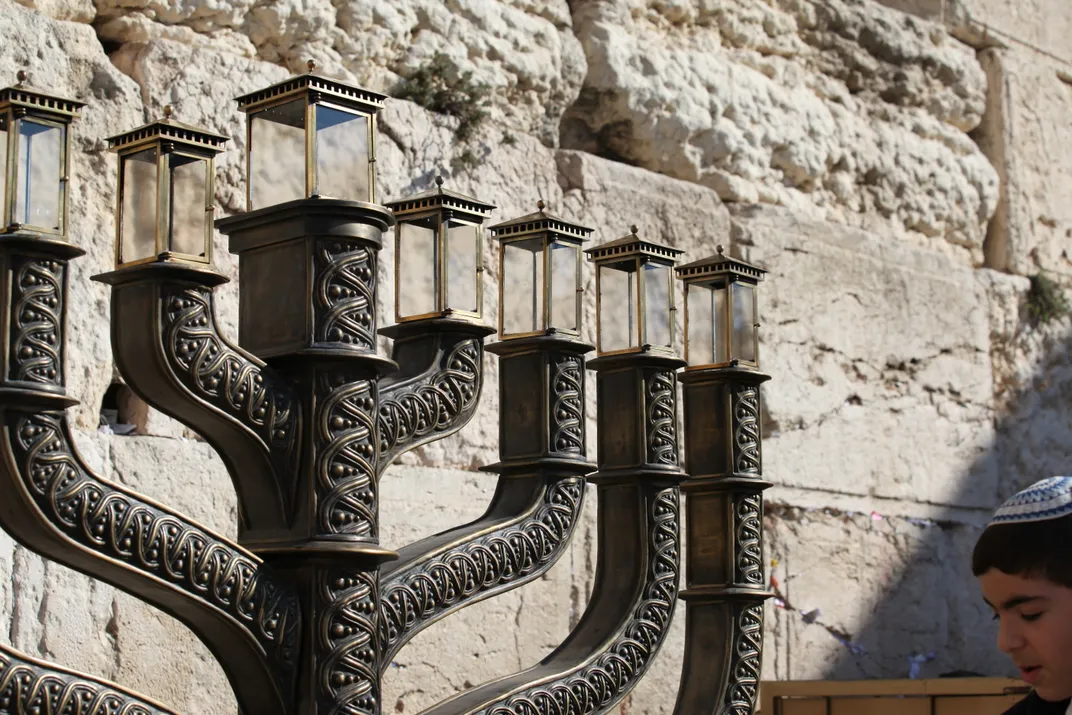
top-left (716, 244), bottom-right (724, 255)
top-left (435, 175), bottom-right (444, 187)
top-left (15, 70), bottom-right (27, 85)
top-left (163, 105), bottom-right (173, 120)
top-left (630, 225), bottom-right (638, 236)
top-left (537, 200), bottom-right (545, 211)
top-left (307, 59), bottom-right (317, 73)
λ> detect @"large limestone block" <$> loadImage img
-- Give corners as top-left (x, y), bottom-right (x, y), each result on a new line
top-left (728, 205), bottom-right (996, 508)
top-left (95, 0), bottom-right (585, 144)
top-left (764, 505), bottom-right (1011, 680)
top-left (563, 0), bottom-right (999, 255)
top-left (0, 0), bottom-right (145, 430)
top-left (973, 45), bottom-right (1072, 279)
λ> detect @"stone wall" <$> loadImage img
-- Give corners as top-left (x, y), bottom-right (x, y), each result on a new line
top-left (2, 0), bottom-right (1072, 712)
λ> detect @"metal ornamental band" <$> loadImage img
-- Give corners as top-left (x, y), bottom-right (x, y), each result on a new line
top-left (0, 67), bottom-right (773, 715)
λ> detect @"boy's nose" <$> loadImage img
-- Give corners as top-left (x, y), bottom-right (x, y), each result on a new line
top-left (997, 617), bottom-right (1025, 654)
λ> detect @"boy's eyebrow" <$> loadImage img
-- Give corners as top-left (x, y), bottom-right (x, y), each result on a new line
top-left (983, 595), bottom-right (1046, 610)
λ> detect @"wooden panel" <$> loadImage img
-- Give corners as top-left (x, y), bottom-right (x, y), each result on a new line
top-left (934, 695), bottom-right (1026, 715)
top-left (777, 697), bottom-right (827, 715)
top-left (831, 697), bottom-right (929, 715)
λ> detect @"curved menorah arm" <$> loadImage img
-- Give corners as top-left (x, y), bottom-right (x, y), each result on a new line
top-left (93, 262), bottom-right (301, 541)
top-left (0, 642), bottom-right (175, 714)
top-left (0, 406), bottom-right (299, 715)
top-left (419, 481), bottom-right (680, 715)
top-left (377, 319), bottom-right (495, 475)
top-left (379, 471), bottom-right (587, 670)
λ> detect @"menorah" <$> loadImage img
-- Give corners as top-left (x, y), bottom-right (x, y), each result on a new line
top-left (0, 63), bottom-right (772, 715)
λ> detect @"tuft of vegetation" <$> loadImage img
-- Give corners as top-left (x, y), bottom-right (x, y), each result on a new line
top-left (451, 149), bottom-right (480, 173)
top-left (395, 53), bottom-right (490, 143)
top-left (1026, 272), bottom-right (1070, 325)
top-left (501, 132), bottom-right (517, 147)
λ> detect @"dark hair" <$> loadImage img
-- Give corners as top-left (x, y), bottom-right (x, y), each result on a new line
top-left (972, 514), bottom-right (1072, 588)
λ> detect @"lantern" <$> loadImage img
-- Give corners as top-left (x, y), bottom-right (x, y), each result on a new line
top-left (386, 176), bottom-right (495, 323)
top-left (106, 107), bottom-right (227, 267)
top-left (584, 227), bottom-right (683, 356)
top-left (490, 200), bottom-right (592, 339)
top-left (236, 60), bottom-right (385, 211)
top-left (0, 71), bottom-right (84, 237)
top-left (676, 245), bottom-right (766, 369)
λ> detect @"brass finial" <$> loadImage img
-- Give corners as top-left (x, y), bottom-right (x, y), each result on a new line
top-left (630, 224), bottom-right (639, 235)
top-left (15, 70), bottom-right (27, 85)
top-left (307, 59), bottom-right (317, 73)
top-left (537, 200), bottom-right (545, 210)
top-left (435, 175), bottom-right (444, 187)
top-left (716, 244), bottom-right (725, 255)
top-left (163, 105), bottom-right (174, 120)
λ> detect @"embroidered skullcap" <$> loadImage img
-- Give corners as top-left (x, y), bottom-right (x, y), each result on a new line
top-left (988, 477), bottom-right (1072, 527)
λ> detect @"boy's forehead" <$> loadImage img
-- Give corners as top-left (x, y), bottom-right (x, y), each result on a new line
top-left (979, 569), bottom-right (1071, 605)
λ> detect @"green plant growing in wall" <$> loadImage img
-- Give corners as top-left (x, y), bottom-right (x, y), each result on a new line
top-left (396, 53), bottom-right (490, 144)
top-left (1026, 272), bottom-right (1070, 325)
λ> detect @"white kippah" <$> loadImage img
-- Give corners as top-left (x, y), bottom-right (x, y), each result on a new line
top-left (988, 477), bottom-right (1072, 526)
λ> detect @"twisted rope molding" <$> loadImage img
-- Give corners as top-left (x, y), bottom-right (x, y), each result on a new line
top-left (315, 375), bottom-right (377, 536)
top-left (315, 241), bottom-right (376, 349)
top-left (0, 646), bottom-right (171, 715)
top-left (720, 605), bottom-right (764, 715)
top-left (734, 495), bottom-right (763, 586)
top-left (379, 478), bottom-right (585, 665)
top-left (7, 412), bottom-right (300, 682)
top-left (10, 259), bottom-right (63, 386)
top-left (646, 372), bottom-right (678, 466)
top-left (550, 356), bottom-right (583, 454)
top-left (318, 569), bottom-right (379, 715)
top-left (475, 486), bottom-right (680, 715)
top-left (733, 388), bottom-right (760, 475)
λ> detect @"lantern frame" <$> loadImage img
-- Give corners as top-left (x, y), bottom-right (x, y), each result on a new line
top-left (584, 229), bottom-right (683, 357)
top-left (490, 202), bottom-right (593, 340)
top-left (106, 111), bottom-right (228, 269)
top-left (675, 246), bottom-right (766, 370)
top-left (0, 74), bottom-right (84, 238)
top-left (235, 62), bottom-right (386, 212)
top-left (386, 178), bottom-right (496, 324)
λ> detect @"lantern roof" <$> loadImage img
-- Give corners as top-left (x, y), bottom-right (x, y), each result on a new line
top-left (584, 226), bottom-right (684, 264)
top-left (490, 201), bottom-right (592, 242)
top-left (235, 60), bottom-right (387, 116)
top-left (106, 107), bottom-right (229, 155)
top-left (386, 176), bottom-right (496, 220)
top-left (676, 246), bottom-right (766, 282)
top-left (0, 72), bottom-right (84, 120)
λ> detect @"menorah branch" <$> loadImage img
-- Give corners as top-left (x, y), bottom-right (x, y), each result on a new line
top-left (377, 319), bottom-right (495, 475)
top-left (0, 643), bottom-right (174, 715)
top-left (94, 261), bottom-right (301, 540)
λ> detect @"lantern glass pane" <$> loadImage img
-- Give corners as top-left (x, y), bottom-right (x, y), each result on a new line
top-left (446, 220), bottom-right (479, 314)
top-left (687, 283), bottom-right (714, 366)
top-left (315, 106), bottom-right (369, 202)
top-left (0, 115), bottom-right (7, 225)
top-left (398, 215), bottom-right (438, 318)
top-left (169, 154), bottom-right (208, 259)
top-left (502, 239), bottom-right (544, 335)
top-left (732, 281), bottom-right (756, 363)
top-left (250, 101), bottom-right (305, 210)
top-left (14, 119), bottom-right (62, 231)
top-left (643, 263), bottom-right (671, 348)
top-left (120, 148), bottom-right (158, 264)
top-left (599, 261), bottom-right (636, 353)
top-left (549, 242), bottom-right (578, 332)
top-left (713, 281), bottom-right (728, 363)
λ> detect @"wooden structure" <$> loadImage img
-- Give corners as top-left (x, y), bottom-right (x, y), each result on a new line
top-left (760, 678), bottom-right (1031, 714)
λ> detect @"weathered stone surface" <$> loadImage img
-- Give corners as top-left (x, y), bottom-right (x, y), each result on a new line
top-left (563, 0), bottom-right (999, 254)
top-left (95, 0), bottom-right (585, 144)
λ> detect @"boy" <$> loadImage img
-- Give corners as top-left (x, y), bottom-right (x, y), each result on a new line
top-left (973, 477), bottom-right (1072, 715)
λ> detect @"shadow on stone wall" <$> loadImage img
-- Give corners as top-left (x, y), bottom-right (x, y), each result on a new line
top-left (823, 314), bottom-right (1072, 680)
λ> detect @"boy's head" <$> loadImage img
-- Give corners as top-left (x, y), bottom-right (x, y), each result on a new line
top-left (973, 477), bottom-right (1072, 702)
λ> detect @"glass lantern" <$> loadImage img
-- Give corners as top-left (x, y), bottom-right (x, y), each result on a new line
top-left (236, 60), bottom-right (386, 211)
top-left (0, 71), bottom-right (84, 237)
top-left (676, 245), bottom-right (766, 369)
top-left (386, 176), bottom-right (495, 323)
top-left (490, 200), bottom-right (593, 339)
top-left (585, 227), bottom-right (683, 356)
top-left (106, 107), bottom-right (227, 267)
